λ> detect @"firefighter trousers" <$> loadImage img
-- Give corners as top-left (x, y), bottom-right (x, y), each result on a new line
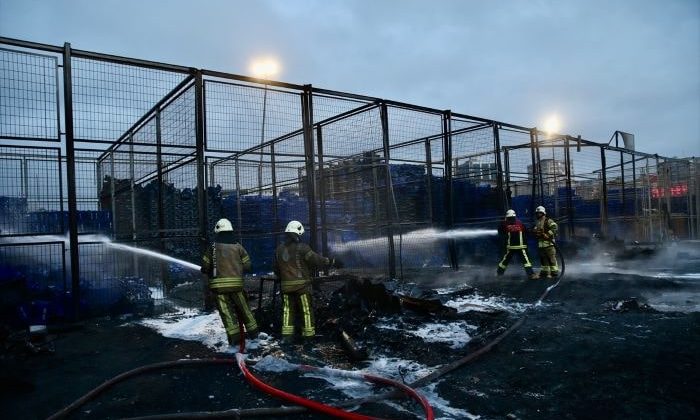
top-left (497, 247), bottom-right (534, 276)
top-left (538, 245), bottom-right (559, 276)
top-left (214, 290), bottom-right (258, 345)
top-left (281, 291), bottom-right (315, 339)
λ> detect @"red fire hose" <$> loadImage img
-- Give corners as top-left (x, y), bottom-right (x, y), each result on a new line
top-left (234, 317), bottom-right (434, 420)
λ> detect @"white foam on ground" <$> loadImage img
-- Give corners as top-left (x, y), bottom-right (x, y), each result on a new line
top-left (443, 292), bottom-right (533, 313)
top-left (139, 309), bottom-right (276, 353)
top-left (253, 355), bottom-right (297, 372)
top-left (300, 356), bottom-right (476, 419)
top-left (139, 310), bottom-right (230, 352)
top-left (376, 319), bottom-right (478, 349)
top-left (300, 355), bottom-right (434, 397)
top-left (420, 382), bottom-right (481, 420)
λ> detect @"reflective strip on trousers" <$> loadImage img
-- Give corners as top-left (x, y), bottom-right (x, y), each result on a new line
top-left (300, 293), bottom-right (315, 337)
top-left (282, 294), bottom-right (294, 336)
top-left (215, 293), bottom-right (240, 337)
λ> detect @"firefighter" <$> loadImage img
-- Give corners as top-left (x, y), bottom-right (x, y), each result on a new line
top-left (201, 218), bottom-right (258, 346)
top-left (532, 205), bottom-right (559, 279)
top-left (273, 220), bottom-right (335, 343)
top-left (497, 209), bottom-right (537, 279)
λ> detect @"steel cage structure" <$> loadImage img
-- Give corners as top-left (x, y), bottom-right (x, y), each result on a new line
top-left (1, 37), bottom-right (698, 318)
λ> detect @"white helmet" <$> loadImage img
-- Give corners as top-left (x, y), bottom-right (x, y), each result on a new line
top-left (214, 218), bottom-right (233, 233)
top-left (535, 206), bottom-right (546, 215)
top-left (285, 220), bottom-right (305, 236)
top-left (505, 209), bottom-right (516, 218)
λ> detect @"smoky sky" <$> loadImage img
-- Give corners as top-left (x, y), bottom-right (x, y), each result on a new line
top-left (1, 0), bottom-right (698, 157)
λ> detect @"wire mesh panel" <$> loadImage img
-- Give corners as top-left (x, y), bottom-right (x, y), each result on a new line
top-left (383, 106), bottom-right (446, 270)
top-left (204, 80), bottom-right (303, 152)
top-left (536, 136), bottom-right (570, 234)
top-left (0, 145), bottom-right (63, 235)
top-left (0, 240), bottom-right (67, 326)
top-left (78, 241), bottom-right (159, 315)
top-left (566, 142), bottom-right (604, 238)
top-left (0, 48), bottom-right (59, 141)
top-left (658, 158), bottom-right (693, 239)
top-left (451, 120), bottom-right (500, 225)
top-left (603, 148), bottom-right (633, 241)
top-left (633, 155), bottom-right (662, 242)
top-left (314, 105), bottom-right (392, 274)
top-left (503, 144), bottom-right (535, 219)
top-left (71, 57), bottom-right (188, 143)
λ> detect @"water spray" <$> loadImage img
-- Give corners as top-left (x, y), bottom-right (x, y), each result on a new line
top-left (331, 227), bottom-right (497, 254)
top-left (1, 233), bottom-right (202, 272)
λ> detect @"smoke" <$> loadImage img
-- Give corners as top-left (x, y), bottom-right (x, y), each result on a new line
top-left (564, 240), bottom-right (700, 278)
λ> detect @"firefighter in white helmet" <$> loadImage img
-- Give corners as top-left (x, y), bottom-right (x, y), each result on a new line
top-left (273, 220), bottom-right (337, 343)
top-left (201, 218), bottom-right (258, 346)
top-left (497, 209), bottom-right (537, 279)
top-left (532, 205), bottom-right (559, 279)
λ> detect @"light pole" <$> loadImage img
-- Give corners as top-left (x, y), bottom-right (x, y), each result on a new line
top-left (250, 58), bottom-right (280, 196)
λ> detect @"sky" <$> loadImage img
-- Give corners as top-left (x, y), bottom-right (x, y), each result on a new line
top-left (1, 0), bottom-right (698, 157)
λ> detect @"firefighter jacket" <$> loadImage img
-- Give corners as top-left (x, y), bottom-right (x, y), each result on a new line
top-left (533, 217), bottom-right (557, 248)
top-left (274, 239), bottom-right (330, 294)
top-left (498, 219), bottom-right (529, 250)
top-left (201, 235), bottom-right (251, 292)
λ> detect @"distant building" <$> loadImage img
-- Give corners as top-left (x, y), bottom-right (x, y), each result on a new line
top-left (527, 158), bottom-right (570, 195)
top-left (455, 160), bottom-right (497, 185)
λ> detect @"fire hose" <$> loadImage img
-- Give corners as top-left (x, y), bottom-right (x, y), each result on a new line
top-left (233, 314), bottom-right (435, 420)
top-left (48, 312), bottom-right (434, 420)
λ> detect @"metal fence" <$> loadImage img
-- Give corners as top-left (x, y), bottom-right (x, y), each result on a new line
top-left (1, 37), bottom-right (698, 321)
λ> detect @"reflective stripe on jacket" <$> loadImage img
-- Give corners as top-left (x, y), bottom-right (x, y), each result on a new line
top-left (498, 219), bottom-right (528, 250)
top-left (202, 241), bottom-right (251, 292)
top-left (274, 241), bottom-right (329, 293)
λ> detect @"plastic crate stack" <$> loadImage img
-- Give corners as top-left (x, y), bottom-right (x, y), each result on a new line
top-left (390, 164), bottom-right (429, 223)
top-left (0, 196), bottom-right (27, 234)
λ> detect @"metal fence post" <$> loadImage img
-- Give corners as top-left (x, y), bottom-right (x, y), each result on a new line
top-left (195, 70), bottom-right (208, 268)
top-left (62, 42), bottom-right (81, 319)
top-left (632, 153), bottom-right (638, 236)
top-left (425, 138), bottom-right (434, 222)
top-left (493, 123), bottom-right (505, 212)
top-left (379, 102), bottom-right (396, 278)
top-left (155, 109), bottom-right (169, 292)
top-left (503, 147), bottom-right (512, 208)
top-left (600, 147), bottom-right (608, 237)
top-left (442, 111), bottom-right (457, 270)
top-left (316, 125), bottom-right (329, 258)
top-left (301, 85), bottom-right (317, 252)
top-left (564, 136), bottom-right (574, 238)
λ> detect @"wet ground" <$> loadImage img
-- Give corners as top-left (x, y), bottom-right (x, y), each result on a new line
top-left (2, 251), bottom-right (700, 419)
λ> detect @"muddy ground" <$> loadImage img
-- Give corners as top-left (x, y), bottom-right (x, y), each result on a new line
top-left (2, 264), bottom-right (699, 419)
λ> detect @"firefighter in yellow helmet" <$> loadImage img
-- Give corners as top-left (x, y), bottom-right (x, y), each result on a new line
top-left (497, 209), bottom-right (537, 279)
top-left (201, 218), bottom-right (258, 346)
top-left (531, 206), bottom-right (559, 279)
top-left (273, 220), bottom-right (335, 343)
